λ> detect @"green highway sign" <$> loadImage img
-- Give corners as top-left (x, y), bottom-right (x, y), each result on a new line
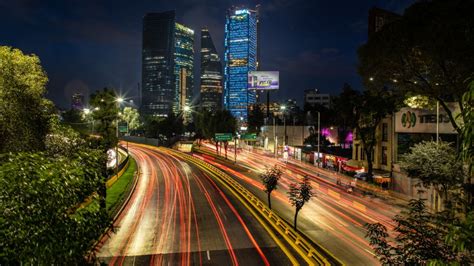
top-left (240, 133), bottom-right (257, 140)
top-left (118, 124), bottom-right (128, 133)
top-left (215, 133), bottom-right (233, 141)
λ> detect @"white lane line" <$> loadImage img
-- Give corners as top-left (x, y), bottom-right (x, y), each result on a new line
top-left (207, 250), bottom-right (211, 261)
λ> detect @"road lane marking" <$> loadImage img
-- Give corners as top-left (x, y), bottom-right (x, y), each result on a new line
top-left (328, 189), bottom-right (341, 200)
top-left (207, 250), bottom-right (211, 261)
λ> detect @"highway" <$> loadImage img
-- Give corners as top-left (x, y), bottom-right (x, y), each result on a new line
top-left (197, 143), bottom-right (404, 265)
top-left (97, 143), bottom-right (292, 265)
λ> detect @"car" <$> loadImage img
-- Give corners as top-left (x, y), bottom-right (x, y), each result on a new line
top-left (354, 172), bottom-right (369, 181)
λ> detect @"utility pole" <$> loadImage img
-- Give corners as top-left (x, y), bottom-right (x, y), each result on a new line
top-left (317, 111), bottom-right (320, 167)
top-left (273, 116), bottom-right (277, 158)
top-left (436, 101), bottom-right (439, 144)
top-left (234, 136), bottom-right (238, 163)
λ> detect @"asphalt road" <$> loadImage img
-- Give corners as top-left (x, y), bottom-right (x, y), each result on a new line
top-left (97, 143), bottom-right (291, 265)
top-left (197, 143), bottom-right (404, 266)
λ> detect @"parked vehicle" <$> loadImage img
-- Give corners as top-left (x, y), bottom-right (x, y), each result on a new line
top-left (354, 172), bottom-right (368, 181)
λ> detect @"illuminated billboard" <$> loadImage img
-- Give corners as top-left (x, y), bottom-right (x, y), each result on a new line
top-left (248, 71), bottom-right (279, 90)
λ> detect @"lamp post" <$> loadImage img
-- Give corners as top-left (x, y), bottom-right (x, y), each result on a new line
top-left (273, 116), bottom-right (277, 158)
top-left (281, 105), bottom-right (287, 146)
top-left (115, 97), bottom-right (124, 176)
top-left (317, 111), bottom-right (320, 167)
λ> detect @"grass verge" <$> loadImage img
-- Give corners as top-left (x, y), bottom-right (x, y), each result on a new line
top-left (106, 156), bottom-right (136, 215)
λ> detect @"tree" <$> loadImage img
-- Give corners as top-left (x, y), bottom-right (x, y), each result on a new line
top-left (358, 0), bottom-right (474, 135)
top-left (214, 110), bottom-right (237, 159)
top-left (354, 87), bottom-right (400, 180)
top-left (260, 165), bottom-right (282, 210)
top-left (365, 199), bottom-right (464, 265)
top-left (248, 104), bottom-right (265, 134)
top-left (331, 83), bottom-right (361, 146)
top-left (89, 88), bottom-right (119, 209)
top-left (0, 46), bottom-right (54, 153)
top-left (121, 107), bottom-right (141, 131)
top-left (287, 176), bottom-right (313, 230)
top-left (400, 141), bottom-right (465, 208)
top-left (61, 109), bottom-right (90, 135)
top-left (89, 88), bottom-right (119, 150)
top-left (194, 109), bottom-right (237, 158)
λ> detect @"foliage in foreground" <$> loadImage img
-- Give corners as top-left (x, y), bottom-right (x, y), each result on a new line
top-left (365, 199), bottom-right (470, 265)
top-left (0, 152), bottom-right (109, 264)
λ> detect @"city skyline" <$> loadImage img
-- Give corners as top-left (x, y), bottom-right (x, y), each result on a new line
top-left (0, 0), bottom-right (417, 109)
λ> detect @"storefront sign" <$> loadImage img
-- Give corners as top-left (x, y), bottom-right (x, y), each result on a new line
top-left (395, 105), bottom-right (459, 134)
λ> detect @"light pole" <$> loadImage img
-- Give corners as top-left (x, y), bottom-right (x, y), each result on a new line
top-left (281, 105), bottom-right (287, 146)
top-left (115, 97), bottom-right (124, 176)
top-left (273, 116), bottom-right (277, 158)
top-left (317, 111), bottom-right (320, 167)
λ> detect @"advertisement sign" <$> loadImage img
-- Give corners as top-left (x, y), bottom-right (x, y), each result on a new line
top-left (395, 105), bottom-right (459, 134)
top-left (248, 71), bottom-right (279, 90)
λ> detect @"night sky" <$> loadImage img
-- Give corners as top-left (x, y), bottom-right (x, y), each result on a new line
top-left (1, 0), bottom-right (416, 109)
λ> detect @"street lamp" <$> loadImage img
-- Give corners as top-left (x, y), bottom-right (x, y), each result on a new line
top-left (280, 105), bottom-right (287, 147)
top-left (115, 97), bottom-right (124, 176)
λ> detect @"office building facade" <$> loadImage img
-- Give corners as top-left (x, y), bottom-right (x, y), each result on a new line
top-left (224, 6), bottom-right (258, 122)
top-left (200, 28), bottom-right (223, 111)
top-left (141, 11), bottom-right (194, 117)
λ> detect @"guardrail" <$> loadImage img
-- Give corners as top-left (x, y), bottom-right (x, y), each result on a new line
top-left (161, 147), bottom-right (343, 266)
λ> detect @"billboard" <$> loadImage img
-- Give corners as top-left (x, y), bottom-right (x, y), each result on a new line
top-left (248, 71), bottom-right (279, 90)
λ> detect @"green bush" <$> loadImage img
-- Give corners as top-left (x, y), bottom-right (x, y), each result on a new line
top-left (0, 152), bottom-right (108, 264)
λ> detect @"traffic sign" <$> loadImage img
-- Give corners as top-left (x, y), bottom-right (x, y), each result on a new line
top-left (118, 124), bottom-right (128, 133)
top-left (240, 133), bottom-right (257, 140)
top-left (215, 133), bottom-right (233, 141)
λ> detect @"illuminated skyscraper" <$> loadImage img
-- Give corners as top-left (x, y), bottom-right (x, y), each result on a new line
top-left (200, 28), bottom-right (223, 111)
top-left (141, 11), bottom-right (194, 117)
top-left (224, 6), bottom-right (259, 122)
top-left (174, 23), bottom-right (194, 115)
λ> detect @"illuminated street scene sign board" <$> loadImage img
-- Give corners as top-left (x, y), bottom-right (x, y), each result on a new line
top-left (247, 71), bottom-right (279, 90)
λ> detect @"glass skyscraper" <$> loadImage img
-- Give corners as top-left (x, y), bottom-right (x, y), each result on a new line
top-left (141, 11), bottom-right (194, 117)
top-left (224, 6), bottom-right (259, 122)
top-left (200, 28), bottom-right (223, 111)
top-left (174, 23), bottom-right (194, 115)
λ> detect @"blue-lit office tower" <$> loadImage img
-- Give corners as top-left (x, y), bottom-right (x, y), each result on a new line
top-left (174, 23), bottom-right (194, 115)
top-left (224, 7), bottom-right (259, 122)
top-left (141, 11), bottom-right (194, 117)
top-left (200, 28), bottom-right (223, 111)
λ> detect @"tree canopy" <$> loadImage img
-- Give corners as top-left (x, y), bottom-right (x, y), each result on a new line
top-left (358, 0), bottom-right (474, 134)
top-left (0, 46), bottom-right (54, 153)
top-left (121, 107), bottom-right (141, 131)
top-left (89, 88), bottom-right (119, 150)
top-left (400, 141), bottom-right (465, 203)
